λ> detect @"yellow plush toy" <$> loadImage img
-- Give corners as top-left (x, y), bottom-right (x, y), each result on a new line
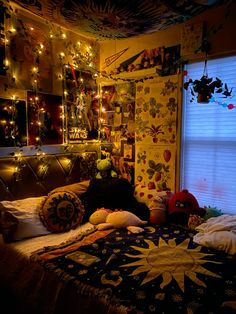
top-left (89, 208), bottom-right (147, 233)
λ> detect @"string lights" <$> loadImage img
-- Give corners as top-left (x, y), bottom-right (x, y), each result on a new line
top-left (0, 1), bottom-right (103, 156)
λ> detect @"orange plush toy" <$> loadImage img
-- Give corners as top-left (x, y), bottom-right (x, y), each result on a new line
top-left (167, 189), bottom-right (206, 225)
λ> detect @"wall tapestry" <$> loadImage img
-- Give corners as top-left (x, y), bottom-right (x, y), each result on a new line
top-left (12, 0), bottom-right (222, 39)
top-left (135, 75), bottom-right (178, 191)
top-left (0, 97), bottom-right (27, 147)
top-left (27, 92), bottom-right (63, 146)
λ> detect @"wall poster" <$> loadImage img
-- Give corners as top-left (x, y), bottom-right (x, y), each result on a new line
top-left (0, 97), bottom-right (27, 147)
top-left (27, 91), bottom-right (63, 146)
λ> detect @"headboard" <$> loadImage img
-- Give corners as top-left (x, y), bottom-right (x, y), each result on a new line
top-left (0, 152), bottom-right (97, 201)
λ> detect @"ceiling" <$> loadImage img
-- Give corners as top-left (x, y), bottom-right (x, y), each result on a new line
top-left (12, 0), bottom-right (223, 40)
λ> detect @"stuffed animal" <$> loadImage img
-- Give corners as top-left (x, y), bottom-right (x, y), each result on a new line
top-left (96, 158), bottom-right (118, 179)
top-left (89, 208), bottom-right (147, 233)
top-left (167, 189), bottom-right (206, 225)
top-left (203, 205), bottom-right (222, 220)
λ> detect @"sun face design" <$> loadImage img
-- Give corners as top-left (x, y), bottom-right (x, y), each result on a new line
top-left (121, 238), bottom-right (221, 292)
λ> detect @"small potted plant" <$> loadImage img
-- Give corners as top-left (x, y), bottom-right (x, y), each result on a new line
top-left (183, 75), bottom-right (223, 103)
top-left (183, 58), bottom-right (233, 103)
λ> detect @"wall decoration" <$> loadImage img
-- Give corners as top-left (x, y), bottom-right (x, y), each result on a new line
top-left (65, 67), bottom-right (98, 142)
top-left (121, 140), bottom-right (135, 162)
top-left (135, 144), bottom-right (176, 191)
top-left (102, 48), bottom-right (129, 69)
top-left (9, 14), bottom-right (53, 92)
top-left (135, 76), bottom-right (178, 145)
top-left (12, 0), bottom-right (222, 39)
top-left (181, 22), bottom-right (203, 56)
top-left (135, 75), bottom-right (178, 190)
top-left (27, 91), bottom-right (63, 146)
top-left (108, 45), bottom-right (181, 77)
top-left (0, 97), bottom-right (27, 147)
top-left (101, 82), bottom-right (135, 144)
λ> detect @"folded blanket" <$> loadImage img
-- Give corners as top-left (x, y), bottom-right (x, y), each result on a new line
top-left (193, 215), bottom-right (236, 255)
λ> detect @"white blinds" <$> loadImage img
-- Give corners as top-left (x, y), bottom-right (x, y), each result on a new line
top-left (181, 56), bottom-right (236, 214)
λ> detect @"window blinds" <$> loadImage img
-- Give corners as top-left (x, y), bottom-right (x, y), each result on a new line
top-left (181, 56), bottom-right (236, 214)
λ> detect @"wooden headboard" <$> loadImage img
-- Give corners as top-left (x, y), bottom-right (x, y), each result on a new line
top-left (0, 152), bottom-right (97, 201)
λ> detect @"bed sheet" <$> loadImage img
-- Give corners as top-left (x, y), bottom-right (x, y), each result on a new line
top-left (9, 222), bottom-right (96, 256)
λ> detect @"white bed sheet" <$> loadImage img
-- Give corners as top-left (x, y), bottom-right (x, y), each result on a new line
top-left (9, 222), bottom-right (96, 257)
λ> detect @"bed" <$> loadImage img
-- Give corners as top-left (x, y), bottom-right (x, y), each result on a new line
top-left (0, 152), bottom-right (236, 314)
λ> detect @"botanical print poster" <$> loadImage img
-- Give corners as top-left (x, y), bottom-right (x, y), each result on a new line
top-left (135, 75), bottom-right (178, 191)
top-left (135, 143), bottom-right (176, 191)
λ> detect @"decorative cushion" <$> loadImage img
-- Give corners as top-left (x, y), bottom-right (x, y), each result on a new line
top-left (39, 191), bottom-right (84, 232)
top-left (51, 180), bottom-right (90, 195)
top-left (0, 197), bottom-right (50, 242)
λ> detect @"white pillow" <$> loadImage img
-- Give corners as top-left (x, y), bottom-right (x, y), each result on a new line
top-left (0, 197), bottom-right (50, 241)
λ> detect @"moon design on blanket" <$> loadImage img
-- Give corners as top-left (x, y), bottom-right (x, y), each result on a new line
top-left (121, 238), bottom-right (222, 292)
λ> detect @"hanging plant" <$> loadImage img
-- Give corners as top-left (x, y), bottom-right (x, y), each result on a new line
top-left (183, 60), bottom-right (233, 103)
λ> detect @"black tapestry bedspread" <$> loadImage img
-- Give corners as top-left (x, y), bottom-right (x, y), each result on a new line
top-left (33, 225), bottom-right (236, 314)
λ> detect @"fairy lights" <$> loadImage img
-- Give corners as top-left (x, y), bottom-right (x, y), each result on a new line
top-left (0, 1), bottom-right (101, 155)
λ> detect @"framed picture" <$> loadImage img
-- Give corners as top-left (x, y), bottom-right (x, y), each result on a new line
top-left (121, 140), bottom-right (135, 161)
top-left (27, 91), bottom-right (63, 145)
top-left (0, 98), bottom-right (27, 147)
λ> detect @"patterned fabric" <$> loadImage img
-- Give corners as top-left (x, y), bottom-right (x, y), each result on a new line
top-left (12, 0), bottom-right (222, 39)
top-left (34, 224), bottom-right (236, 314)
top-left (39, 191), bottom-right (84, 232)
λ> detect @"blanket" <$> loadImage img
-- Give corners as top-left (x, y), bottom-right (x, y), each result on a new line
top-left (33, 224), bottom-right (236, 314)
top-left (193, 214), bottom-right (236, 254)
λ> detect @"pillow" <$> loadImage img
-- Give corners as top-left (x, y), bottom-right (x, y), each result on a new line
top-left (39, 191), bottom-right (84, 233)
top-left (51, 180), bottom-right (90, 196)
top-left (0, 197), bottom-right (50, 242)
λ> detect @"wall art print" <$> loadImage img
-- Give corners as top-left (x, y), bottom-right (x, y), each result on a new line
top-left (134, 75), bottom-right (178, 191)
top-left (135, 75), bottom-right (178, 145)
top-left (121, 140), bottom-right (135, 162)
top-left (135, 143), bottom-right (176, 192)
top-left (65, 68), bottom-right (98, 142)
top-left (27, 91), bottom-right (63, 146)
top-left (0, 97), bottom-right (27, 147)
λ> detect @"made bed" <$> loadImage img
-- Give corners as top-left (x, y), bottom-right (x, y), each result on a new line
top-left (0, 153), bottom-right (236, 314)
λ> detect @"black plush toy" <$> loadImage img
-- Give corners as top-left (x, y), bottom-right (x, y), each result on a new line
top-left (81, 177), bottom-right (150, 223)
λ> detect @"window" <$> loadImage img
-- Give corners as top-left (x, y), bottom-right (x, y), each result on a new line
top-left (181, 56), bottom-right (236, 214)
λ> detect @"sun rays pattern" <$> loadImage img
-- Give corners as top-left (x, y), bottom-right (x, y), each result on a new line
top-left (36, 224), bottom-right (236, 314)
top-left (121, 237), bottom-right (221, 292)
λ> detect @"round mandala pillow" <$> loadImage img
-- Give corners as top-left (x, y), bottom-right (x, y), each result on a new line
top-left (39, 191), bottom-right (84, 232)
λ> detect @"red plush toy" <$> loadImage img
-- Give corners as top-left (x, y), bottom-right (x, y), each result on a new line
top-left (167, 189), bottom-right (205, 225)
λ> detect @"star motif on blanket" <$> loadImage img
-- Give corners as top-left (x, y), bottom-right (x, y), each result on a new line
top-left (121, 238), bottom-right (222, 292)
